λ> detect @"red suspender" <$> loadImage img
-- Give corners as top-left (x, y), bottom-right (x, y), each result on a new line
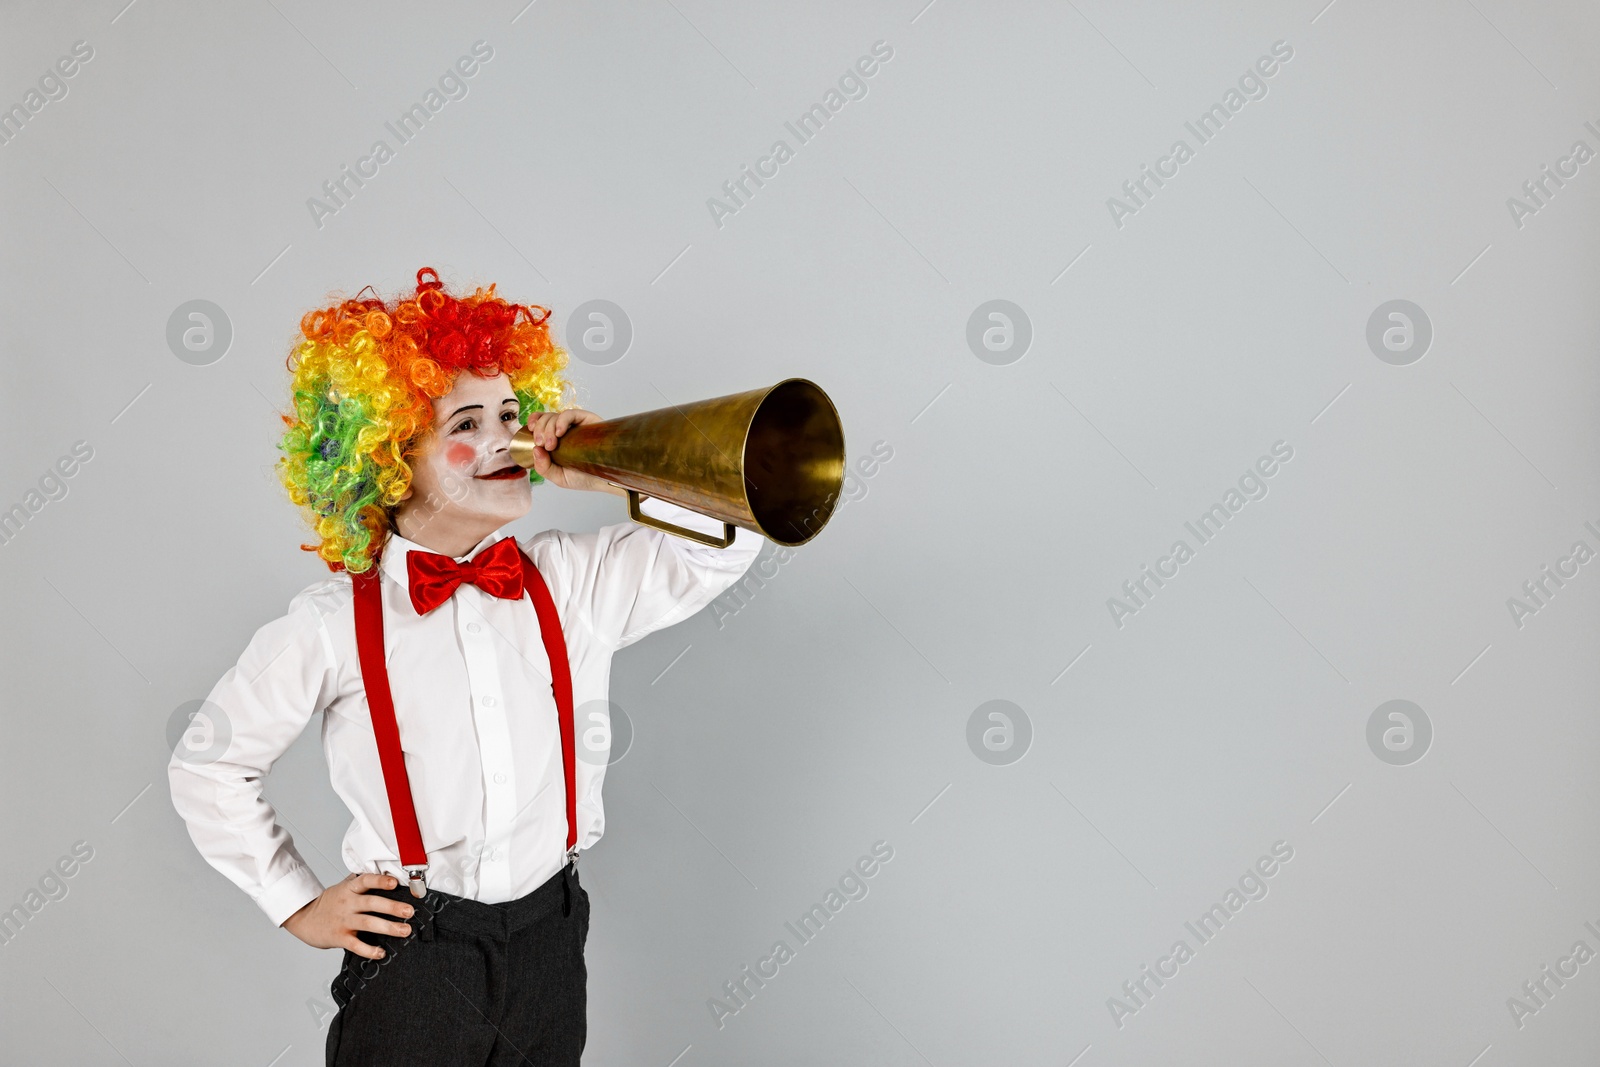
top-left (350, 543), bottom-right (576, 899)
top-left (518, 547), bottom-right (579, 859)
top-left (351, 567), bottom-right (429, 892)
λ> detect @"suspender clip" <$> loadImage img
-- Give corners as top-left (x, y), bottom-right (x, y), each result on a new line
top-left (405, 866), bottom-right (428, 899)
top-left (565, 846), bottom-right (579, 871)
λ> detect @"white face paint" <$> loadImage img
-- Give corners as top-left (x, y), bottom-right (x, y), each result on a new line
top-left (392, 371), bottom-right (532, 556)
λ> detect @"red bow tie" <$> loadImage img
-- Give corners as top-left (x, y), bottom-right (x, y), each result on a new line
top-left (405, 536), bottom-right (525, 616)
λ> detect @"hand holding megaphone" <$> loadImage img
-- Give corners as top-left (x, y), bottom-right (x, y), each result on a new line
top-left (509, 378), bottom-right (846, 549)
top-left (517, 408), bottom-right (621, 495)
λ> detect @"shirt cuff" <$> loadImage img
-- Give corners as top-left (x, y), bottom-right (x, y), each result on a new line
top-left (257, 864), bottom-right (326, 929)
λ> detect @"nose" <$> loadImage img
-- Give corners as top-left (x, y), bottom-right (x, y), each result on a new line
top-left (488, 412), bottom-right (519, 451)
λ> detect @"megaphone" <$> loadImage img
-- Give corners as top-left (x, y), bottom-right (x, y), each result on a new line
top-left (509, 378), bottom-right (846, 548)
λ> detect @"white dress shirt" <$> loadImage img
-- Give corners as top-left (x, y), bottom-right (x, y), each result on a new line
top-left (168, 497), bottom-right (760, 927)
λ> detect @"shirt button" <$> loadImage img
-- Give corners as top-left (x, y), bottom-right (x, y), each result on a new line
top-left (494, 773), bottom-right (507, 784)
top-left (482, 695), bottom-right (497, 707)
top-left (467, 622), bottom-right (481, 634)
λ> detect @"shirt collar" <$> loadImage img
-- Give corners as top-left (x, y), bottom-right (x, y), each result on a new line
top-left (378, 525), bottom-right (516, 589)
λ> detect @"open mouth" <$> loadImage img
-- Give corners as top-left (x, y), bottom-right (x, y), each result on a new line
top-left (476, 463), bottom-right (526, 481)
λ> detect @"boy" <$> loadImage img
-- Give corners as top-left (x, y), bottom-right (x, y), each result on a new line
top-left (167, 267), bottom-right (761, 1065)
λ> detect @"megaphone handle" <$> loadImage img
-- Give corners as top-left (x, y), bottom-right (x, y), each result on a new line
top-left (625, 489), bottom-right (737, 549)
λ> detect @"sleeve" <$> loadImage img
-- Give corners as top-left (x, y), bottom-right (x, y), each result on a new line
top-left (543, 496), bottom-right (763, 651)
top-left (166, 582), bottom-right (341, 928)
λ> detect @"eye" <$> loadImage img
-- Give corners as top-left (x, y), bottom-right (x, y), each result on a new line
top-left (453, 418), bottom-right (475, 434)
top-left (502, 410), bottom-right (518, 423)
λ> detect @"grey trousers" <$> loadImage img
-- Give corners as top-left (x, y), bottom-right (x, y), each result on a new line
top-left (326, 861), bottom-right (588, 1066)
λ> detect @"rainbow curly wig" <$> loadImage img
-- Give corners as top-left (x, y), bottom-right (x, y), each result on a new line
top-left (276, 266), bottom-right (573, 575)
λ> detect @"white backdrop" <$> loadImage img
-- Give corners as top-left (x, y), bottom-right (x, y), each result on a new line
top-left (2, 1), bottom-right (1598, 1064)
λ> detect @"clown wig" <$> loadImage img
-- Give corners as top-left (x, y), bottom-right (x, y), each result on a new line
top-left (275, 266), bottom-right (572, 575)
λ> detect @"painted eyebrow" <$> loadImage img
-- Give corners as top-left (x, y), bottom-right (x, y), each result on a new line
top-left (445, 398), bottom-right (519, 420)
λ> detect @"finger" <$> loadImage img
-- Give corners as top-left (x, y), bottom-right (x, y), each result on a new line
top-left (353, 873), bottom-right (399, 893)
top-left (531, 445), bottom-right (549, 476)
top-left (357, 913), bottom-right (414, 938)
top-left (358, 896), bottom-right (416, 920)
top-left (342, 934), bottom-right (386, 960)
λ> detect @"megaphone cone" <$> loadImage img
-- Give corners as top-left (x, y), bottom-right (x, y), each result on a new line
top-left (510, 378), bottom-right (846, 548)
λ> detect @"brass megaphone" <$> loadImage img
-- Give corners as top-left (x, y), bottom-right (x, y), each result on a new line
top-left (509, 378), bottom-right (846, 548)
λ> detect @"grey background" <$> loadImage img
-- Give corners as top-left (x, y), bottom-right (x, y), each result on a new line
top-left (1, 0), bottom-right (1597, 1064)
